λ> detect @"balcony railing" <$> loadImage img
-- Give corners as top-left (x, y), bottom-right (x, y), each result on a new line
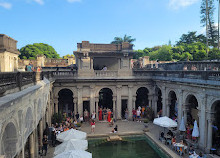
top-left (1, 70), bottom-right (220, 96)
top-left (94, 70), bottom-right (118, 77)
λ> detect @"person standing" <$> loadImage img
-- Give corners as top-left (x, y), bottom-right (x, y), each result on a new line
top-left (136, 109), bottom-right (141, 122)
top-left (91, 111), bottom-right (96, 120)
top-left (42, 135), bottom-right (48, 156)
top-left (99, 107), bottom-right (102, 121)
top-left (125, 108), bottom-right (128, 120)
top-left (27, 63), bottom-right (33, 72)
top-left (132, 108), bottom-right (136, 121)
top-left (75, 112), bottom-right (79, 122)
top-left (91, 120), bottom-right (95, 133)
top-left (107, 109), bottom-right (112, 122)
top-left (51, 130), bottom-right (56, 147)
top-left (84, 109), bottom-right (89, 122)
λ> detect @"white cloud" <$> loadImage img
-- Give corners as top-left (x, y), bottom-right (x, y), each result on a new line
top-left (0, 2), bottom-right (12, 9)
top-left (169, 0), bottom-right (199, 10)
top-left (33, 0), bottom-right (44, 5)
top-left (67, 0), bottom-right (81, 3)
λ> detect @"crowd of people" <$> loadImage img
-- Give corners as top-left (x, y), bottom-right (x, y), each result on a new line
top-left (159, 129), bottom-right (205, 157)
top-left (25, 62), bottom-right (42, 72)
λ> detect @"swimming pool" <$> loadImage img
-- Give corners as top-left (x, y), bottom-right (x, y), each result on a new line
top-left (88, 135), bottom-right (170, 158)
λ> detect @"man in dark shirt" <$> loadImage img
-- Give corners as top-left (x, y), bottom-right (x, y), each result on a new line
top-left (75, 112), bottom-right (79, 122)
top-left (167, 130), bottom-right (174, 137)
top-left (42, 135), bottom-right (48, 156)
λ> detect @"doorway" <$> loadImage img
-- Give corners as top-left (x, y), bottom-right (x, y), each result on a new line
top-left (121, 99), bottom-right (128, 119)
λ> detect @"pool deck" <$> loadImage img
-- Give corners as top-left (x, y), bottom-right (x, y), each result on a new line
top-left (46, 120), bottom-right (217, 158)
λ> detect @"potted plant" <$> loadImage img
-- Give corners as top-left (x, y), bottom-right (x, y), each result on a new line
top-left (143, 119), bottom-right (149, 127)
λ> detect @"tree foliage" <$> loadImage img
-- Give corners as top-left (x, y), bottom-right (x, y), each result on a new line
top-left (111, 34), bottom-right (136, 44)
top-left (135, 31), bottom-right (220, 61)
top-left (19, 43), bottom-right (60, 59)
top-left (200, 0), bottom-right (218, 47)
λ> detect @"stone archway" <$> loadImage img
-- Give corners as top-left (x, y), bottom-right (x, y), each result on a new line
top-left (1, 122), bottom-right (18, 157)
top-left (25, 107), bottom-right (34, 140)
top-left (135, 87), bottom-right (149, 109)
top-left (211, 100), bottom-right (220, 148)
top-left (185, 95), bottom-right (198, 125)
top-left (168, 91), bottom-right (177, 119)
top-left (155, 87), bottom-right (162, 114)
top-left (58, 89), bottom-right (74, 117)
top-left (98, 88), bottom-right (113, 110)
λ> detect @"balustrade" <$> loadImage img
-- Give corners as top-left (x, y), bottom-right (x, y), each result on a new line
top-left (0, 69), bottom-right (220, 96)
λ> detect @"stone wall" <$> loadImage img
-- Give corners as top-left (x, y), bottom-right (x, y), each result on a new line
top-left (0, 78), bottom-right (51, 157)
top-left (77, 41), bottom-right (133, 52)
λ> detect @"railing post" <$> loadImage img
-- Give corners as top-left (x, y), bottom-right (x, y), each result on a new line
top-left (33, 71), bottom-right (36, 84)
top-left (17, 72), bottom-right (22, 90)
top-left (202, 71), bottom-right (208, 80)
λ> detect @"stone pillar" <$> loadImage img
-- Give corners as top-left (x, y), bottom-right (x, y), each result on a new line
top-left (90, 58), bottom-right (93, 70)
top-left (113, 97), bottom-right (116, 119)
top-left (148, 94), bottom-right (153, 108)
top-left (206, 113), bottom-right (214, 152)
top-left (34, 128), bottom-right (38, 158)
top-left (198, 95), bottom-right (207, 149)
top-left (54, 98), bottom-right (58, 114)
top-left (90, 86), bottom-right (95, 114)
top-left (153, 94), bottom-right (158, 117)
top-left (177, 90), bottom-right (183, 128)
top-left (116, 86), bottom-right (122, 119)
top-left (29, 132), bottom-right (35, 158)
top-left (77, 86), bottom-right (83, 117)
top-left (73, 99), bottom-right (77, 117)
top-left (39, 119), bottom-right (43, 147)
top-left (167, 99), bottom-right (170, 117)
top-left (118, 58), bottom-right (121, 69)
top-left (132, 96), bottom-right (136, 109)
top-left (128, 85), bottom-right (133, 120)
top-left (162, 87), bottom-right (166, 116)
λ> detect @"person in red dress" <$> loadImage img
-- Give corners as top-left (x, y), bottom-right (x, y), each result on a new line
top-left (99, 107), bottom-right (102, 121)
top-left (107, 109), bottom-right (112, 122)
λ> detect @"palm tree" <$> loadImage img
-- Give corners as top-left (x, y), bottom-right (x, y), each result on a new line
top-left (111, 34), bottom-right (136, 44)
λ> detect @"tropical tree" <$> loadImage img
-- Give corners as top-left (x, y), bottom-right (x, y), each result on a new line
top-left (19, 43), bottom-right (60, 59)
top-left (201, 0), bottom-right (218, 47)
top-left (111, 34), bottom-right (136, 44)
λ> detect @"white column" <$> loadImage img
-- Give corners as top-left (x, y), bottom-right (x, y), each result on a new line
top-left (113, 97), bottom-right (116, 119)
top-left (77, 86), bottom-right (83, 117)
top-left (90, 86), bottom-right (95, 114)
top-left (116, 86), bottom-right (122, 119)
top-left (128, 85), bottom-right (133, 120)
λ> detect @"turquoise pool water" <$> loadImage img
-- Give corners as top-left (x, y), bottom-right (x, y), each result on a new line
top-left (88, 136), bottom-right (169, 158)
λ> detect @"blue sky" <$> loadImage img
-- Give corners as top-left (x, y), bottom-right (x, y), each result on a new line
top-left (0, 0), bottom-right (218, 57)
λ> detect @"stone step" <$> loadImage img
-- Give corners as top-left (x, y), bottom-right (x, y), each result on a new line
top-left (107, 135), bottom-right (122, 141)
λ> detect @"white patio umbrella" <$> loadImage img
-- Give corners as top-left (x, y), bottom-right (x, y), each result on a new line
top-left (54, 139), bottom-right (88, 156)
top-left (192, 120), bottom-right (199, 137)
top-left (57, 129), bottom-right (87, 142)
top-left (153, 116), bottom-right (177, 128)
top-left (179, 117), bottom-right (186, 132)
top-left (54, 150), bottom-right (92, 158)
